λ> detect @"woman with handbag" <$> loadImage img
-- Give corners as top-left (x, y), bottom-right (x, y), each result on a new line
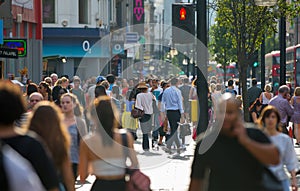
top-left (258, 105), bottom-right (298, 191)
top-left (79, 96), bottom-right (139, 191)
top-left (135, 82), bottom-right (154, 152)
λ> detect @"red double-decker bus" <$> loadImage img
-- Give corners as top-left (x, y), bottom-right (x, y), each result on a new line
top-left (286, 44), bottom-right (300, 87)
top-left (265, 45), bottom-right (300, 89)
top-left (265, 50), bottom-right (280, 88)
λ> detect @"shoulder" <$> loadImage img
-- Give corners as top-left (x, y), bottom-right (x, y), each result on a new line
top-left (246, 128), bottom-right (271, 143)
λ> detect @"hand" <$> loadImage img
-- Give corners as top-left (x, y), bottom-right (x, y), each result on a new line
top-left (180, 115), bottom-right (185, 124)
top-left (232, 120), bottom-right (249, 145)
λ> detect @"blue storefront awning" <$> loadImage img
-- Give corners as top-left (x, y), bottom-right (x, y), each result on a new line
top-left (43, 28), bottom-right (110, 58)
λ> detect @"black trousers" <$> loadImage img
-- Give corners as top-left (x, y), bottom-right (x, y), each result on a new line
top-left (166, 110), bottom-right (181, 149)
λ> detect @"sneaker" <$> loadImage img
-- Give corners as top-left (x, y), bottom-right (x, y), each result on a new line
top-left (158, 142), bottom-right (165, 146)
top-left (162, 146), bottom-right (172, 154)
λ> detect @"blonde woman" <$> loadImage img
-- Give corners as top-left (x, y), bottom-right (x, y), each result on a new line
top-left (61, 93), bottom-right (87, 180)
top-left (259, 84), bottom-right (273, 110)
top-left (27, 101), bottom-right (75, 191)
top-left (291, 87), bottom-right (300, 144)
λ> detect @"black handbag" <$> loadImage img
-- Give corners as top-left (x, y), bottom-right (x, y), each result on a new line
top-left (131, 107), bottom-right (145, 119)
top-left (262, 167), bottom-right (283, 191)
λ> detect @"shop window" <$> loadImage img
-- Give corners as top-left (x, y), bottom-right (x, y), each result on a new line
top-left (43, 0), bottom-right (55, 23)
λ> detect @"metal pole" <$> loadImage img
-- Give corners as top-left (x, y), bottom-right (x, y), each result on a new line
top-left (261, 35), bottom-right (265, 90)
top-left (296, 16), bottom-right (299, 45)
top-left (279, 16), bottom-right (286, 85)
top-left (196, 0), bottom-right (208, 134)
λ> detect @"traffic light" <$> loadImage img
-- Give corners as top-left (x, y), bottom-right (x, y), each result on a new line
top-left (172, 3), bottom-right (195, 44)
top-left (252, 50), bottom-right (259, 68)
top-left (253, 61), bottom-right (259, 68)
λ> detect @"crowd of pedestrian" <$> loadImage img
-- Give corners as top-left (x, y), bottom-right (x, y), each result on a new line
top-left (1, 72), bottom-right (300, 191)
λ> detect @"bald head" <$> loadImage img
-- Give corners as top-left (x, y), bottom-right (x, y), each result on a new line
top-left (29, 92), bottom-right (43, 109)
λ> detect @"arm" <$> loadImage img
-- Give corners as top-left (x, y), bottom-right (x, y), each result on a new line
top-left (78, 140), bottom-right (89, 183)
top-left (233, 120), bottom-right (279, 165)
top-left (135, 94), bottom-right (143, 110)
top-left (239, 138), bottom-right (279, 165)
top-left (285, 99), bottom-right (294, 117)
top-left (126, 132), bottom-right (139, 169)
top-left (259, 93), bottom-right (263, 104)
top-left (290, 170), bottom-right (298, 191)
top-left (251, 111), bottom-right (258, 123)
top-left (61, 158), bottom-right (75, 191)
top-left (188, 178), bottom-right (203, 191)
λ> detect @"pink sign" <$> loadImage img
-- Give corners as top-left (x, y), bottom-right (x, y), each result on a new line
top-left (134, 0), bottom-right (144, 22)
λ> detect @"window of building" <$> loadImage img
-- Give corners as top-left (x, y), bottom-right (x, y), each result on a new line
top-left (79, 0), bottom-right (89, 24)
top-left (43, 0), bottom-right (55, 23)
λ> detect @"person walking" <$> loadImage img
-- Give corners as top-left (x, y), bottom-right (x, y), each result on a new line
top-left (269, 85), bottom-right (294, 134)
top-left (247, 78), bottom-right (262, 106)
top-left (27, 101), bottom-right (75, 191)
top-left (161, 77), bottom-right (185, 154)
top-left (189, 93), bottom-right (280, 191)
top-left (61, 93), bottom-right (87, 180)
top-left (79, 96), bottom-right (139, 191)
top-left (135, 82), bottom-right (154, 152)
top-left (259, 84), bottom-right (273, 110)
top-left (258, 105), bottom-right (298, 191)
top-left (291, 87), bottom-right (300, 144)
top-left (0, 80), bottom-right (60, 191)
top-left (71, 77), bottom-right (86, 108)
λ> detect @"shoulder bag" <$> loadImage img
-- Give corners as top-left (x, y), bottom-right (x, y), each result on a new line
top-left (121, 133), bottom-right (151, 191)
top-left (131, 107), bottom-right (145, 119)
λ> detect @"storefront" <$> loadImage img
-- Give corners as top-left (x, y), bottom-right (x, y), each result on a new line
top-left (43, 27), bottom-right (110, 80)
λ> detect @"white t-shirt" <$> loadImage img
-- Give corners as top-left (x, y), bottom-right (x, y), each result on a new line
top-left (135, 92), bottom-right (153, 115)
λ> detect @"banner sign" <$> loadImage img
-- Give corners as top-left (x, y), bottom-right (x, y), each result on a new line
top-left (0, 47), bottom-right (18, 58)
top-left (133, 0), bottom-right (144, 35)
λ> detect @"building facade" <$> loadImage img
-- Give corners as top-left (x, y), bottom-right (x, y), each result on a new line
top-left (42, 0), bottom-right (112, 80)
top-left (0, 0), bottom-right (43, 83)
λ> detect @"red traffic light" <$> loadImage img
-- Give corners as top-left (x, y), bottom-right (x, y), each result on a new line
top-left (179, 7), bottom-right (186, 20)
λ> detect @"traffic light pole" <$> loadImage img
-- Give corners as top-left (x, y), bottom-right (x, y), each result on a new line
top-left (196, 0), bottom-right (209, 135)
top-left (279, 15), bottom-right (286, 86)
top-left (261, 35), bottom-right (265, 90)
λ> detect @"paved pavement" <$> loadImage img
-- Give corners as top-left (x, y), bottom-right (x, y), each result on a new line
top-left (75, 129), bottom-right (300, 191)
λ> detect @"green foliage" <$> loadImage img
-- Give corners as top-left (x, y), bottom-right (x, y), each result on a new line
top-left (210, 0), bottom-right (299, 121)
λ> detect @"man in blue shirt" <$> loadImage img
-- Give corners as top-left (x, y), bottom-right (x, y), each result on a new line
top-left (162, 77), bottom-right (184, 153)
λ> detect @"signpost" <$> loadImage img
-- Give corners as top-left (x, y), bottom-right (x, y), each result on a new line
top-left (126, 32), bottom-right (139, 44)
top-left (0, 47), bottom-right (18, 58)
